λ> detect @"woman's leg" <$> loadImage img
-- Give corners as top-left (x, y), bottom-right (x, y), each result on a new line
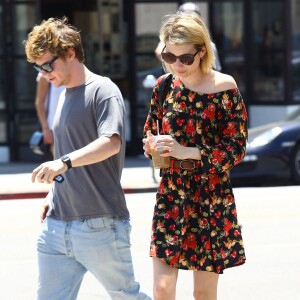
top-left (193, 271), bottom-right (219, 300)
top-left (152, 257), bottom-right (179, 300)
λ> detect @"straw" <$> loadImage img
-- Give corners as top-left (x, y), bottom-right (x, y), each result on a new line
top-left (156, 120), bottom-right (160, 135)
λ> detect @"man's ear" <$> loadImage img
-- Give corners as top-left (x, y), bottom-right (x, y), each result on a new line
top-left (66, 47), bottom-right (76, 60)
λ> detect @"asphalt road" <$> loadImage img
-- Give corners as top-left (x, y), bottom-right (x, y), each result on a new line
top-left (1, 186), bottom-right (300, 300)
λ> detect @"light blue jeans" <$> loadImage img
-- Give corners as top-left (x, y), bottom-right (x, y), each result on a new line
top-left (37, 216), bottom-right (151, 300)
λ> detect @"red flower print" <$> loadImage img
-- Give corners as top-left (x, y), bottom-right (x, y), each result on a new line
top-left (230, 250), bottom-right (237, 258)
top-left (169, 224), bottom-right (175, 231)
top-left (223, 99), bottom-right (233, 110)
top-left (167, 195), bottom-right (174, 202)
top-left (176, 91), bottom-right (181, 98)
top-left (173, 77), bottom-right (181, 88)
top-left (200, 217), bottom-right (208, 227)
top-left (223, 122), bottom-right (237, 137)
top-left (220, 249), bottom-right (227, 259)
top-left (171, 206), bottom-right (179, 220)
top-left (190, 254), bottom-right (197, 261)
top-left (189, 108), bottom-right (196, 116)
top-left (202, 104), bottom-right (216, 121)
top-left (176, 178), bottom-right (183, 185)
top-left (170, 255), bottom-right (179, 265)
top-left (205, 241), bottom-right (211, 250)
top-left (223, 218), bottom-right (233, 236)
top-left (234, 230), bottom-right (240, 237)
top-left (211, 218), bottom-right (216, 227)
top-left (215, 210), bottom-right (221, 218)
top-left (176, 118), bottom-right (185, 127)
top-left (212, 149), bottom-right (224, 163)
top-left (193, 190), bottom-right (200, 203)
top-left (185, 233), bottom-right (197, 250)
top-left (162, 119), bottom-right (171, 134)
top-left (186, 119), bottom-right (194, 134)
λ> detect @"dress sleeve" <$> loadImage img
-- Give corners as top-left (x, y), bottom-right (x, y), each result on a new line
top-left (143, 76), bottom-right (165, 137)
top-left (200, 89), bottom-right (248, 174)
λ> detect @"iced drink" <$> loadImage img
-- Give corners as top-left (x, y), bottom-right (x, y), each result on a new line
top-left (149, 135), bottom-right (171, 169)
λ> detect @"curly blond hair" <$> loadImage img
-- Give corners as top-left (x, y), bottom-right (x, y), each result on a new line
top-left (160, 12), bottom-right (215, 73)
top-left (23, 17), bottom-right (84, 63)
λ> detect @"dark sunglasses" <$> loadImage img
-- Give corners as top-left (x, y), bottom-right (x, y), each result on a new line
top-left (161, 46), bottom-right (201, 65)
top-left (33, 56), bottom-right (59, 73)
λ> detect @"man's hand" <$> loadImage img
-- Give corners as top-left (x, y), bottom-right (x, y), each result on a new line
top-left (40, 201), bottom-right (49, 223)
top-left (32, 159), bottom-right (67, 184)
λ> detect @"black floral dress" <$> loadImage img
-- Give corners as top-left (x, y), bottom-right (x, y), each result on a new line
top-left (143, 74), bottom-right (248, 274)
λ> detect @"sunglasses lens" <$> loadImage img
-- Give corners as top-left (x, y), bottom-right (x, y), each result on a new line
top-left (33, 65), bottom-right (42, 72)
top-left (42, 65), bottom-right (52, 72)
top-left (161, 53), bottom-right (176, 64)
top-left (180, 55), bottom-right (194, 65)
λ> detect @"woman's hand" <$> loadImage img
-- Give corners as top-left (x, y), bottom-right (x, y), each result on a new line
top-left (142, 131), bottom-right (153, 158)
top-left (143, 130), bottom-right (201, 160)
top-left (43, 129), bottom-right (54, 145)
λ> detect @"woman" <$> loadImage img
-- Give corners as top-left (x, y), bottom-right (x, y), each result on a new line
top-left (143, 12), bottom-right (248, 300)
top-left (35, 73), bottom-right (65, 156)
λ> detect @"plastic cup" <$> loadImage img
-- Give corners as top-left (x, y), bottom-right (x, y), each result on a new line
top-left (149, 135), bottom-right (171, 169)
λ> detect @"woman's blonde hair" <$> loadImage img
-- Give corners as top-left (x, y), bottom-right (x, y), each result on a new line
top-left (159, 12), bottom-right (215, 73)
top-left (23, 17), bottom-right (84, 63)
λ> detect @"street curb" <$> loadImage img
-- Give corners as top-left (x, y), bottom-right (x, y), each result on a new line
top-left (0, 187), bottom-right (158, 201)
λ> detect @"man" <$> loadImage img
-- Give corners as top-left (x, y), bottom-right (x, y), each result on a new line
top-left (24, 17), bottom-right (151, 300)
top-left (155, 2), bottom-right (222, 72)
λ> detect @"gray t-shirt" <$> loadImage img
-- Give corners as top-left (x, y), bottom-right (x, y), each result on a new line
top-left (48, 74), bottom-right (129, 221)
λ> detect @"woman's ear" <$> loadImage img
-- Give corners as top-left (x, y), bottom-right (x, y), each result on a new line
top-left (199, 45), bottom-right (207, 59)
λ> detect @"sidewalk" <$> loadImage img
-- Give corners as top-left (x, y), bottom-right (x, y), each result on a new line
top-left (0, 156), bottom-right (159, 200)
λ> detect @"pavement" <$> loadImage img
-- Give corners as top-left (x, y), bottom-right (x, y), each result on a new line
top-left (0, 156), bottom-right (160, 200)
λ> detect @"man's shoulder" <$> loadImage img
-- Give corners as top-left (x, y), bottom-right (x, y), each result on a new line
top-left (90, 74), bottom-right (118, 89)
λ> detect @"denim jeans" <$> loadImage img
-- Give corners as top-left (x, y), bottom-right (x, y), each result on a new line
top-left (37, 216), bottom-right (151, 300)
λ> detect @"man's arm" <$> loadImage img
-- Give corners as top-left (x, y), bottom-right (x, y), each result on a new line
top-left (32, 134), bottom-right (121, 184)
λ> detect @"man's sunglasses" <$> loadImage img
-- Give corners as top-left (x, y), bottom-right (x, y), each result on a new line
top-left (161, 46), bottom-right (201, 65)
top-left (33, 56), bottom-right (59, 73)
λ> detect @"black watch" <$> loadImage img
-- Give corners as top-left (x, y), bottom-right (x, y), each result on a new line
top-left (61, 155), bottom-right (72, 170)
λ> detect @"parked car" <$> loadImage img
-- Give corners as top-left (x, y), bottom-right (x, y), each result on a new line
top-left (230, 108), bottom-right (300, 185)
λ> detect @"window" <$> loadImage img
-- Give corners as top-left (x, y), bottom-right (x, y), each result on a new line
top-left (13, 4), bottom-right (36, 55)
top-left (0, 59), bottom-right (5, 110)
top-left (14, 58), bottom-right (37, 109)
top-left (253, 0), bottom-right (284, 102)
top-left (0, 113), bottom-right (6, 142)
top-left (0, 4), bottom-right (3, 55)
top-left (213, 2), bottom-right (245, 94)
top-left (291, 0), bottom-right (300, 102)
top-left (134, 3), bottom-right (177, 140)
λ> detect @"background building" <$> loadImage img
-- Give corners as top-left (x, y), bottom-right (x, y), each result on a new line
top-left (0, 0), bottom-right (299, 162)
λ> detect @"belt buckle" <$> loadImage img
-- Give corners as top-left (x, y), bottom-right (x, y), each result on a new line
top-left (180, 159), bottom-right (195, 170)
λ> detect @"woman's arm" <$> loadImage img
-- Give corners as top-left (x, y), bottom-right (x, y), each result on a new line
top-left (35, 76), bottom-right (53, 144)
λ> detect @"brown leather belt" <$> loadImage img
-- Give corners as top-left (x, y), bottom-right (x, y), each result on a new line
top-left (170, 158), bottom-right (196, 170)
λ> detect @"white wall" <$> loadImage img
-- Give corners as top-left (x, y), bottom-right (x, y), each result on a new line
top-left (249, 105), bottom-right (300, 128)
top-left (0, 147), bottom-right (9, 162)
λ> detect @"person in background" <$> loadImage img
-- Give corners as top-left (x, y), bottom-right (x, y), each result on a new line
top-left (155, 2), bottom-right (222, 72)
top-left (35, 73), bottom-right (65, 156)
top-left (24, 17), bottom-right (151, 300)
top-left (143, 11), bottom-right (247, 300)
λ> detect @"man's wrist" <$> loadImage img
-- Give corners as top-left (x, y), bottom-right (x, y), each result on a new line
top-left (61, 155), bottom-right (72, 169)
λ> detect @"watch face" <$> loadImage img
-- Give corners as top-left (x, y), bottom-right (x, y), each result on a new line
top-left (61, 155), bottom-right (72, 169)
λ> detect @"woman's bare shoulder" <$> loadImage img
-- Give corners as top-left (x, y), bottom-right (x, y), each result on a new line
top-left (213, 71), bottom-right (237, 91)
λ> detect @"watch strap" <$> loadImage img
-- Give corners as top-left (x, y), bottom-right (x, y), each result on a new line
top-left (61, 155), bottom-right (72, 169)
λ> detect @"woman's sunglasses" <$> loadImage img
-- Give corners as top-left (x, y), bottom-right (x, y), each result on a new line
top-left (161, 46), bottom-right (201, 65)
top-left (33, 56), bottom-right (59, 73)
